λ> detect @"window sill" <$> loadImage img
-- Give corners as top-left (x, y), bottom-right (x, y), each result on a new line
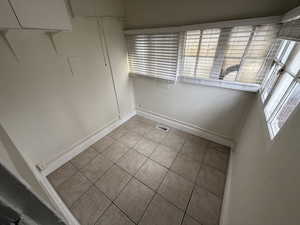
top-left (179, 76), bottom-right (260, 92)
top-left (129, 73), bottom-right (176, 81)
top-left (130, 73), bottom-right (260, 93)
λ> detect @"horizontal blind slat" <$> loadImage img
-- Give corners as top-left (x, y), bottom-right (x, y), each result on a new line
top-left (127, 33), bottom-right (179, 80)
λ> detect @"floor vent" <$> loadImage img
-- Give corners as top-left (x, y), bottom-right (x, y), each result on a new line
top-left (155, 124), bottom-right (170, 132)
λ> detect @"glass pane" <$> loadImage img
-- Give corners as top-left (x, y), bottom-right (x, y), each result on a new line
top-left (246, 25), bottom-right (278, 58)
top-left (264, 72), bottom-right (294, 119)
top-left (221, 58), bottom-right (241, 81)
top-left (261, 64), bottom-right (280, 102)
top-left (224, 26), bottom-right (252, 58)
top-left (269, 83), bottom-right (300, 137)
top-left (196, 57), bottom-right (214, 78)
top-left (285, 42), bottom-right (300, 75)
top-left (198, 29), bottom-right (220, 57)
top-left (184, 30), bottom-right (201, 56)
top-left (221, 26), bottom-right (252, 81)
top-left (238, 58), bottom-right (264, 83)
top-left (275, 40), bottom-right (289, 61)
top-left (195, 28), bottom-right (220, 78)
top-left (181, 56), bottom-right (196, 77)
top-left (181, 30), bottom-right (201, 77)
top-left (279, 41), bottom-right (296, 64)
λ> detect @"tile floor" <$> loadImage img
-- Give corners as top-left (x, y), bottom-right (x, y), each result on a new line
top-left (48, 115), bottom-right (230, 225)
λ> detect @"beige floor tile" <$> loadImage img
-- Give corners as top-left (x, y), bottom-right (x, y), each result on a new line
top-left (70, 186), bottom-right (111, 225)
top-left (196, 166), bottom-right (226, 197)
top-left (124, 120), bottom-right (152, 136)
top-left (180, 142), bottom-right (207, 162)
top-left (48, 162), bottom-right (77, 188)
top-left (135, 159), bottom-right (168, 190)
top-left (150, 145), bottom-right (177, 168)
top-left (118, 131), bottom-right (142, 148)
top-left (109, 126), bottom-right (129, 140)
top-left (57, 172), bottom-right (92, 207)
top-left (169, 128), bottom-right (189, 139)
top-left (79, 155), bottom-right (114, 183)
top-left (71, 147), bottom-right (99, 169)
top-left (182, 215), bottom-right (202, 225)
top-left (114, 178), bottom-right (154, 223)
top-left (134, 138), bottom-right (158, 156)
top-left (208, 141), bottom-right (230, 153)
top-left (50, 118), bottom-right (230, 225)
top-left (187, 185), bottom-right (221, 225)
top-left (144, 127), bottom-right (168, 143)
top-left (134, 122), bottom-right (153, 136)
top-left (185, 134), bottom-right (209, 146)
top-left (95, 165), bottom-right (131, 200)
top-left (204, 148), bottom-right (229, 172)
top-left (161, 132), bottom-right (185, 151)
top-left (95, 204), bottom-right (134, 225)
top-left (102, 142), bottom-right (129, 163)
top-left (158, 171), bottom-right (193, 210)
top-left (139, 194), bottom-right (184, 225)
top-left (116, 149), bottom-right (147, 175)
top-left (92, 136), bottom-right (115, 153)
top-left (130, 115), bottom-right (156, 126)
top-left (171, 154), bottom-right (201, 182)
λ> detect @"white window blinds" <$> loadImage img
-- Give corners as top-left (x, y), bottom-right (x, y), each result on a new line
top-left (180, 25), bottom-right (279, 84)
top-left (180, 29), bottom-right (220, 78)
top-left (125, 18), bottom-right (280, 91)
top-left (127, 33), bottom-right (180, 80)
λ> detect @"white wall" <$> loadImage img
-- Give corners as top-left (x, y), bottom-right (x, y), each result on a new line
top-left (124, 0), bottom-right (299, 28)
top-left (101, 17), bottom-right (135, 118)
top-left (133, 76), bottom-right (254, 140)
top-left (0, 17), bottom-right (134, 167)
top-left (222, 95), bottom-right (300, 225)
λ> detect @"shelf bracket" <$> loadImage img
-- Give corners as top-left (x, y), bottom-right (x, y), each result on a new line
top-left (0, 31), bottom-right (19, 62)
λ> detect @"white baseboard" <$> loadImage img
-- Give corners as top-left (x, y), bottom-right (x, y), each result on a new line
top-left (29, 111), bottom-right (136, 225)
top-left (136, 108), bottom-right (234, 147)
top-left (40, 111), bottom-right (136, 176)
top-left (31, 164), bottom-right (81, 225)
top-left (219, 150), bottom-right (233, 225)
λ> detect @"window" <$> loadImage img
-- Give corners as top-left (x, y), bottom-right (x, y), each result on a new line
top-left (180, 29), bottom-right (220, 78)
top-left (127, 33), bottom-right (180, 80)
top-left (180, 25), bottom-right (278, 84)
top-left (261, 40), bottom-right (300, 138)
top-left (126, 19), bottom-right (279, 91)
top-left (269, 83), bottom-right (300, 135)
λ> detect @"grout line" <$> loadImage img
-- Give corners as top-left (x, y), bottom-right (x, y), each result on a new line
top-left (93, 201), bottom-right (114, 225)
top-left (134, 134), bottom-right (189, 223)
top-left (49, 117), bottom-right (229, 225)
top-left (111, 201), bottom-right (138, 225)
top-left (179, 141), bottom-right (210, 225)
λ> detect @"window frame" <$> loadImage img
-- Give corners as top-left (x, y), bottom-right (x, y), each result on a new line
top-left (125, 16), bottom-right (281, 92)
top-left (179, 25), bottom-right (276, 86)
top-left (260, 39), bottom-right (300, 139)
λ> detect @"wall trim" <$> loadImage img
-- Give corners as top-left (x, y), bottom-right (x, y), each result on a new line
top-left (39, 111), bottom-right (136, 176)
top-left (124, 16), bottom-right (281, 34)
top-left (136, 108), bottom-right (234, 147)
top-left (29, 162), bottom-right (80, 225)
top-left (219, 149), bottom-right (233, 225)
top-left (282, 6), bottom-right (300, 23)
